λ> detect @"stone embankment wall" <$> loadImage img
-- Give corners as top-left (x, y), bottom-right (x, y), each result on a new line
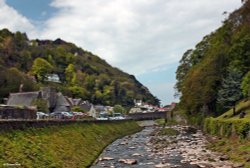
top-left (204, 117), bottom-right (250, 139)
top-left (128, 111), bottom-right (166, 120)
top-left (0, 119), bottom-right (134, 131)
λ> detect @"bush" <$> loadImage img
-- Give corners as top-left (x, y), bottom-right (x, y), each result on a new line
top-left (204, 117), bottom-right (250, 139)
top-left (31, 99), bottom-right (49, 113)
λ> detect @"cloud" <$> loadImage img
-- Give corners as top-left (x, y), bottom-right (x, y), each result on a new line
top-left (38, 0), bottom-right (241, 75)
top-left (0, 0), bottom-right (242, 104)
top-left (0, 0), bottom-right (36, 35)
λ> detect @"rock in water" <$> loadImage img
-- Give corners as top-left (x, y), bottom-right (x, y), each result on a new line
top-left (118, 159), bottom-right (137, 165)
top-left (154, 163), bottom-right (171, 168)
top-left (99, 157), bottom-right (114, 161)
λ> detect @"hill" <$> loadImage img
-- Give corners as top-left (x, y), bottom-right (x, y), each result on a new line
top-left (175, 1), bottom-right (250, 119)
top-left (0, 29), bottom-right (159, 106)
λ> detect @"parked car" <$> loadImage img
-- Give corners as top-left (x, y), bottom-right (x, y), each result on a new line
top-left (36, 112), bottom-right (49, 119)
top-left (50, 112), bottom-right (74, 119)
top-left (96, 112), bottom-right (109, 120)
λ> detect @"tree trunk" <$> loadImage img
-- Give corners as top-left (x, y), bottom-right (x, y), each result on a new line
top-left (233, 105), bottom-right (236, 116)
top-left (163, 111), bottom-right (168, 128)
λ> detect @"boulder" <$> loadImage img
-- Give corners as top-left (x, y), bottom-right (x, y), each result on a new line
top-left (118, 159), bottom-right (137, 165)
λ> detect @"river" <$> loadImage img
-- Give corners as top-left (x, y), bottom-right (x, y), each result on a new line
top-left (91, 121), bottom-right (240, 168)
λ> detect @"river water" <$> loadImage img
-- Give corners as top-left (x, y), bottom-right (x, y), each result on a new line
top-left (91, 122), bottom-right (238, 168)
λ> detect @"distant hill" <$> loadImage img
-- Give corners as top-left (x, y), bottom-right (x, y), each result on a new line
top-left (0, 29), bottom-right (159, 106)
top-left (175, 1), bottom-right (250, 117)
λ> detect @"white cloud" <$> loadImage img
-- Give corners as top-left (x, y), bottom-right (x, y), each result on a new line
top-left (38, 0), bottom-right (241, 75)
top-left (0, 0), bottom-right (36, 36)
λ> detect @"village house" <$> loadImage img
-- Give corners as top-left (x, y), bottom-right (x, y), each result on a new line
top-left (65, 98), bottom-right (96, 118)
top-left (6, 87), bottom-right (70, 113)
top-left (45, 74), bottom-right (61, 83)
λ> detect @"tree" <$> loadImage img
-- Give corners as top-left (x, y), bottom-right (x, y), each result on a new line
top-left (31, 58), bottom-right (53, 82)
top-left (175, 49), bottom-right (193, 96)
top-left (241, 71), bottom-right (250, 98)
top-left (68, 86), bottom-right (87, 98)
top-left (113, 105), bottom-right (126, 114)
top-left (217, 67), bottom-right (243, 115)
top-left (65, 64), bottom-right (76, 85)
top-left (0, 68), bottom-right (37, 100)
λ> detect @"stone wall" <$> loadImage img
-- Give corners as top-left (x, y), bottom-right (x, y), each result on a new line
top-left (0, 106), bottom-right (36, 119)
top-left (0, 119), bottom-right (132, 131)
top-left (128, 111), bottom-right (166, 120)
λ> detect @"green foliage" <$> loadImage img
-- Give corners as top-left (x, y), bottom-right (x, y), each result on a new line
top-left (204, 99), bottom-right (250, 139)
top-left (204, 117), bottom-right (250, 139)
top-left (65, 64), bottom-right (76, 85)
top-left (176, 1), bottom-right (250, 118)
top-left (71, 106), bottom-right (86, 112)
top-left (0, 28), bottom-right (159, 107)
top-left (31, 98), bottom-right (49, 113)
top-left (241, 71), bottom-right (250, 97)
top-left (0, 68), bottom-right (38, 101)
top-left (158, 128), bottom-right (180, 136)
top-left (31, 58), bottom-right (53, 82)
top-left (217, 67), bottom-right (243, 110)
top-left (0, 121), bottom-right (141, 168)
top-left (208, 137), bottom-right (250, 167)
top-left (68, 86), bottom-right (87, 99)
top-left (113, 105), bottom-right (126, 114)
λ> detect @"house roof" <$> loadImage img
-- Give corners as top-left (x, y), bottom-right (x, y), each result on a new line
top-left (65, 97), bottom-right (82, 106)
top-left (80, 101), bottom-right (93, 112)
top-left (56, 93), bottom-right (70, 107)
top-left (7, 92), bottom-right (40, 107)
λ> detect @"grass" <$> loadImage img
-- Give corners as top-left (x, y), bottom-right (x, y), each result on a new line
top-left (0, 121), bottom-right (141, 168)
top-left (204, 100), bottom-right (250, 139)
top-left (204, 100), bottom-right (250, 168)
top-left (155, 118), bottom-right (178, 126)
top-left (158, 128), bottom-right (180, 136)
top-left (218, 100), bottom-right (250, 120)
top-left (207, 138), bottom-right (250, 168)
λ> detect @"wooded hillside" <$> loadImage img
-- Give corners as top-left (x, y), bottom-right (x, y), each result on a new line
top-left (0, 29), bottom-right (159, 106)
top-left (175, 1), bottom-right (250, 118)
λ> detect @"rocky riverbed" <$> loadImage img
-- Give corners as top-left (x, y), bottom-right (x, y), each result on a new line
top-left (91, 123), bottom-right (244, 168)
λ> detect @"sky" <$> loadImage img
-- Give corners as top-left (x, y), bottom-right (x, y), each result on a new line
top-left (1, 0), bottom-right (242, 105)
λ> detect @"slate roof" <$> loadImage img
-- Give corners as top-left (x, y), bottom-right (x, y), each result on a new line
top-left (7, 92), bottom-right (40, 107)
top-left (53, 93), bottom-right (71, 112)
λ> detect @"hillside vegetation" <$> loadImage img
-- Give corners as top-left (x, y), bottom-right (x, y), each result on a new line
top-left (175, 1), bottom-right (250, 121)
top-left (0, 29), bottom-right (159, 106)
top-left (0, 121), bottom-right (141, 168)
top-left (204, 100), bottom-right (250, 167)
top-left (204, 100), bottom-right (250, 139)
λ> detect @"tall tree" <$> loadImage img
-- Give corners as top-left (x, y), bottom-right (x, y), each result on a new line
top-left (175, 49), bottom-right (193, 96)
top-left (217, 67), bottom-right (243, 115)
top-left (65, 64), bottom-right (76, 85)
top-left (241, 71), bottom-right (250, 99)
top-left (31, 58), bottom-right (53, 82)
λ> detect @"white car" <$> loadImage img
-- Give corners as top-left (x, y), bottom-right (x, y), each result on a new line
top-left (110, 113), bottom-right (125, 120)
top-left (96, 117), bottom-right (109, 120)
top-left (36, 112), bottom-right (49, 119)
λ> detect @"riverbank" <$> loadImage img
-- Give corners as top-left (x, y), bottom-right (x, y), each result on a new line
top-left (0, 121), bottom-right (141, 168)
